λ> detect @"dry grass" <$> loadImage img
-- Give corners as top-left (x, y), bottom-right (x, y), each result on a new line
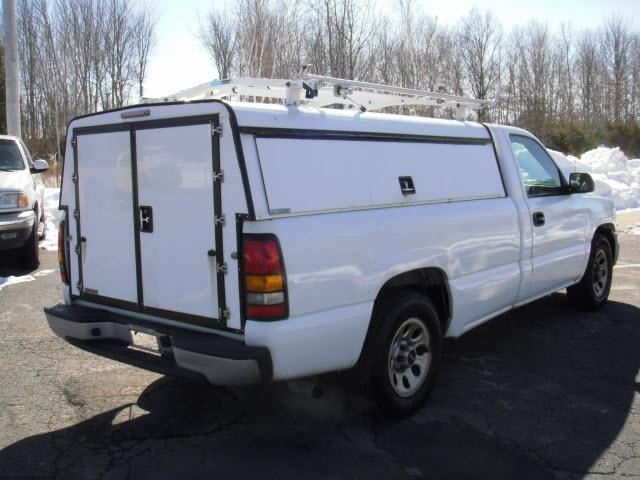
top-left (41, 159), bottom-right (63, 188)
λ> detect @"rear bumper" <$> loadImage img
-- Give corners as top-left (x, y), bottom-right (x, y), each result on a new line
top-left (44, 304), bottom-right (272, 386)
top-left (0, 210), bottom-right (34, 250)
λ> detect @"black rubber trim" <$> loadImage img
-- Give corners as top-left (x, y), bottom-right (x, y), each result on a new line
top-left (220, 105), bottom-right (255, 219)
top-left (73, 123), bottom-right (131, 135)
top-left (65, 337), bottom-right (207, 382)
top-left (142, 305), bottom-right (227, 330)
top-left (130, 126), bottom-right (144, 309)
top-left (78, 293), bottom-right (139, 312)
top-left (45, 303), bottom-right (273, 382)
top-left (239, 126), bottom-right (492, 145)
top-left (211, 117), bottom-right (227, 315)
top-left (71, 132), bottom-right (83, 293)
top-left (480, 123), bottom-right (508, 197)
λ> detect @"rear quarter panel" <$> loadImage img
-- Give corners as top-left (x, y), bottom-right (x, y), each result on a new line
top-left (244, 197), bottom-right (521, 379)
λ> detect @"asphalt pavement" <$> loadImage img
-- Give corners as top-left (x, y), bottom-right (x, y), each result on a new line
top-left (0, 236), bottom-right (639, 479)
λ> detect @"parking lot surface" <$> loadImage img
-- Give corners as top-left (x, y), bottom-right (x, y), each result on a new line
top-left (0, 235), bottom-right (639, 479)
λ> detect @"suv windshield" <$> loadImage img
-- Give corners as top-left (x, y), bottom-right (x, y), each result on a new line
top-left (0, 139), bottom-right (25, 170)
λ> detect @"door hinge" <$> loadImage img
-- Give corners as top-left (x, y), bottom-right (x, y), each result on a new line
top-left (72, 173), bottom-right (78, 183)
top-left (216, 262), bottom-right (228, 274)
top-left (218, 307), bottom-right (230, 320)
top-left (213, 170), bottom-right (224, 182)
top-left (75, 245), bottom-right (81, 254)
top-left (214, 214), bottom-right (226, 226)
top-left (76, 281), bottom-right (82, 290)
top-left (71, 137), bottom-right (77, 148)
top-left (212, 125), bottom-right (223, 136)
top-left (73, 209), bottom-right (79, 219)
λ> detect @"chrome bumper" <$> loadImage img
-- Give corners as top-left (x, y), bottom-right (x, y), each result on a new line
top-left (0, 210), bottom-right (35, 231)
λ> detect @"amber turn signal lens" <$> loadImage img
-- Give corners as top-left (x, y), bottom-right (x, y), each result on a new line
top-left (17, 193), bottom-right (29, 208)
top-left (245, 274), bottom-right (283, 293)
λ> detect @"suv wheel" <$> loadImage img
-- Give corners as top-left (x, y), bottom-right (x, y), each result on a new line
top-left (21, 217), bottom-right (40, 269)
top-left (38, 205), bottom-right (47, 240)
top-left (361, 291), bottom-right (443, 418)
top-left (567, 233), bottom-right (613, 311)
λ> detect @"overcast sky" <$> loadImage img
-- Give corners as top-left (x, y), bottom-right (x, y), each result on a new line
top-left (143, 0), bottom-right (640, 98)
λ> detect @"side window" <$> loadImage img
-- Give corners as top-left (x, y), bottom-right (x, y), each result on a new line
top-left (510, 135), bottom-right (563, 197)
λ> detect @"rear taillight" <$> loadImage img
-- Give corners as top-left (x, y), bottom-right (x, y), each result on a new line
top-left (58, 221), bottom-right (69, 285)
top-left (243, 234), bottom-right (288, 320)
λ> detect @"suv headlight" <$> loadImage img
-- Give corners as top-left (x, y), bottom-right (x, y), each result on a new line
top-left (0, 192), bottom-right (29, 209)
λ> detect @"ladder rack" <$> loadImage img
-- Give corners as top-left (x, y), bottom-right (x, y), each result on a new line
top-left (142, 72), bottom-right (501, 119)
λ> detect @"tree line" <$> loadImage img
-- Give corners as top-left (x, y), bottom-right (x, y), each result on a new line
top-left (200, 0), bottom-right (640, 156)
top-left (6, 0), bottom-right (640, 160)
top-left (14, 0), bottom-right (156, 161)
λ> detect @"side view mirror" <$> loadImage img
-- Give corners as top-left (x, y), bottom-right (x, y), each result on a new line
top-left (569, 172), bottom-right (595, 193)
top-left (31, 159), bottom-right (49, 173)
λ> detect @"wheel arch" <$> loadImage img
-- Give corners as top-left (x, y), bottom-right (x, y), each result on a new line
top-left (367, 267), bottom-right (452, 344)
top-left (594, 222), bottom-right (617, 262)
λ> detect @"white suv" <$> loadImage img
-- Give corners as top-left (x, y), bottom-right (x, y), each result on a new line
top-left (0, 135), bottom-right (49, 268)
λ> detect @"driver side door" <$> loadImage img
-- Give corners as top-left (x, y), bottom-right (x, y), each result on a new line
top-left (510, 135), bottom-right (589, 302)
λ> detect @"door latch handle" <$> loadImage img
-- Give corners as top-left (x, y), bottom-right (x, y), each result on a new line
top-left (532, 211), bottom-right (545, 227)
top-left (139, 206), bottom-right (153, 233)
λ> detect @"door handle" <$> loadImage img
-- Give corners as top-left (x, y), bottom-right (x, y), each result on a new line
top-left (532, 211), bottom-right (545, 227)
top-left (139, 206), bottom-right (153, 233)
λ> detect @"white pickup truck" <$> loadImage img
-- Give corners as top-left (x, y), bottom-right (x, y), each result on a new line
top-left (45, 78), bottom-right (618, 417)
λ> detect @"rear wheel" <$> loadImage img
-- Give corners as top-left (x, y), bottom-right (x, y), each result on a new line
top-left (567, 233), bottom-right (612, 311)
top-left (361, 291), bottom-right (443, 418)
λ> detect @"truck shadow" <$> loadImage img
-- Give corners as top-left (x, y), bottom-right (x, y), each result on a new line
top-left (1, 294), bottom-right (639, 478)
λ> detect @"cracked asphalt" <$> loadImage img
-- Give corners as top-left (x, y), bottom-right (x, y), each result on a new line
top-left (0, 236), bottom-right (639, 479)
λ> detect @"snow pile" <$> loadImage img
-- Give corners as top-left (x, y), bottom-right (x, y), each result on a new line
top-left (0, 269), bottom-right (55, 292)
top-left (624, 223), bottom-right (640, 235)
top-left (0, 274), bottom-right (36, 291)
top-left (548, 147), bottom-right (640, 210)
top-left (40, 187), bottom-right (63, 251)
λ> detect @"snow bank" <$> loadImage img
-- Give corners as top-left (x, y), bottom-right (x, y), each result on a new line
top-left (548, 147), bottom-right (640, 211)
top-left (40, 187), bottom-right (63, 251)
top-left (0, 274), bottom-right (36, 291)
top-left (0, 269), bottom-right (55, 292)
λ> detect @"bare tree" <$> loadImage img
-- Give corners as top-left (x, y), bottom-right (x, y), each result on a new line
top-left (602, 16), bottom-right (631, 122)
top-left (199, 7), bottom-right (236, 79)
top-left (456, 7), bottom-right (502, 120)
top-left (133, 5), bottom-right (156, 100)
top-left (16, 0), bottom-right (156, 159)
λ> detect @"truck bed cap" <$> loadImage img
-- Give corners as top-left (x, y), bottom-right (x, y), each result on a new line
top-left (227, 101), bottom-right (490, 140)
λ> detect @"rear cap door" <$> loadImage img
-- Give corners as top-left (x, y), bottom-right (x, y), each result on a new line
top-left (72, 115), bottom-right (227, 329)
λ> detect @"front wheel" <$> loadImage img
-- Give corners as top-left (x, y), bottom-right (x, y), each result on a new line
top-left (38, 204), bottom-right (47, 240)
top-left (361, 291), bottom-right (443, 418)
top-left (21, 223), bottom-right (40, 270)
top-left (567, 233), bottom-right (613, 311)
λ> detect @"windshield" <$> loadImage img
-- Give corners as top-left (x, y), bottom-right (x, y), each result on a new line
top-left (0, 140), bottom-right (25, 170)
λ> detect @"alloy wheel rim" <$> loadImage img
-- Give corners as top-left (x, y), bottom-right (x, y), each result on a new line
top-left (387, 317), bottom-right (431, 398)
top-left (592, 248), bottom-right (608, 298)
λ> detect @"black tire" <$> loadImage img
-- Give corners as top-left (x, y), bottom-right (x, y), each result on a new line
top-left (38, 204), bottom-right (47, 240)
top-left (567, 233), bottom-right (612, 311)
top-left (360, 291), bottom-right (443, 418)
top-left (21, 222), bottom-right (40, 270)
